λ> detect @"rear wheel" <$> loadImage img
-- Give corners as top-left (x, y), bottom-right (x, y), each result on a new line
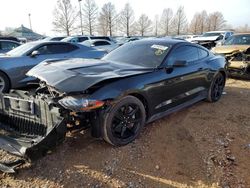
top-left (0, 72), bottom-right (10, 93)
top-left (102, 96), bottom-right (146, 146)
top-left (207, 72), bottom-right (225, 102)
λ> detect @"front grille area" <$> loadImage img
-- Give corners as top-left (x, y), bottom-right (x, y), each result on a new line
top-left (0, 113), bottom-right (47, 136)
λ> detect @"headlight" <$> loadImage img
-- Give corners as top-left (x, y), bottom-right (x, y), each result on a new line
top-left (58, 96), bottom-right (104, 112)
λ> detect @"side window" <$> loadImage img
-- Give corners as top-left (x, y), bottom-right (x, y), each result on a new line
top-left (94, 41), bottom-right (110, 46)
top-left (78, 37), bottom-right (88, 42)
top-left (36, 44), bottom-right (77, 55)
top-left (197, 48), bottom-right (208, 59)
top-left (167, 45), bottom-right (199, 65)
top-left (1, 41), bottom-right (19, 50)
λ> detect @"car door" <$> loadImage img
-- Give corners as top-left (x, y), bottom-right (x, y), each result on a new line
top-left (149, 45), bottom-right (209, 115)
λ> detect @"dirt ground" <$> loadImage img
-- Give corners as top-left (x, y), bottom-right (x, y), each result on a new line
top-left (0, 78), bottom-right (250, 188)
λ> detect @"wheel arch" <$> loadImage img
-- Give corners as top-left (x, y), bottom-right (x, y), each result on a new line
top-left (219, 70), bottom-right (227, 84)
top-left (0, 70), bottom-right (11, 88)
top-left (128, 93), bottom-right (150, 120)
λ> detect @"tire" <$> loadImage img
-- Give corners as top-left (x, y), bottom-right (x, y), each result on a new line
top-left (102, 96), bottom-right (146, 146)
top-left (0, 72), bottom-right (10, 93)
top-left (207, 72), bottom-right (225, 102)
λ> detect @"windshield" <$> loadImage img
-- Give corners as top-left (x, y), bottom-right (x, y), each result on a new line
top-left (203, 32), bottom-right (223, 37)
top-left (6, 43), bottom-right (37, 56)
top-left (103, 41), bottom-right (171, 68)
top-left (224, 34), bottom-right (250, 45)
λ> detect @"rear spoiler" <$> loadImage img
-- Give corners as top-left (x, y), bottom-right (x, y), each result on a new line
top-left (0, 90), bottom-right (66, 173)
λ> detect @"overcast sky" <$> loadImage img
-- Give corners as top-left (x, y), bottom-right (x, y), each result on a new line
top-left (0, 0), bottom-right (249, 36)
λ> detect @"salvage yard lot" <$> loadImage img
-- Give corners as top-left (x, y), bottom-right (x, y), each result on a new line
top-left (0, 78), bottom-right (250, 188)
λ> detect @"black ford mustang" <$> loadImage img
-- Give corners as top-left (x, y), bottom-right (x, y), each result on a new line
top-left (0, 39), bottom-right (226, 172)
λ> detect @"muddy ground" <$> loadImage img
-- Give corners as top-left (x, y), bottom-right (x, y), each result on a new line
top-left (0, 78), bottom-right (250, 188)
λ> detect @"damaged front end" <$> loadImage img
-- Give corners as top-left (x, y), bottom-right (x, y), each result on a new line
top-left (0, 89), bottom-right (67, 173)
top-left (223, 48), bottom-right (250, 78)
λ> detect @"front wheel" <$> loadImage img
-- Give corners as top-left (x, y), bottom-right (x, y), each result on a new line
top-left (207, 72), bottom-right (225, 102)
top-left (102, 96), bottom-right (146, 146)
top-left (0, 72), bottom-right (10, 93)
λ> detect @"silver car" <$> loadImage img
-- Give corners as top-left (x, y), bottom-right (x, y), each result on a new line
top-left (0, 40), bottom-right (20, 54)
top-left (0, 41), bottom-right (106, 92)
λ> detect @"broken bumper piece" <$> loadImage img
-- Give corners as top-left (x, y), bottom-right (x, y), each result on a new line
top-left (0, 90), bottom-right (66, 173)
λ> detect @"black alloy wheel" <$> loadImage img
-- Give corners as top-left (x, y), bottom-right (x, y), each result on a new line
top-left (207, 72), bottom-right (225, 102)
top-left (102, 96), bottom-right (146, 146)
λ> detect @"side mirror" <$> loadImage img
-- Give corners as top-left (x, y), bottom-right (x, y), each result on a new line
top-left (30, 50), bottom-right (40, 57)
top-left (173, 60), bottom-right (188, 67)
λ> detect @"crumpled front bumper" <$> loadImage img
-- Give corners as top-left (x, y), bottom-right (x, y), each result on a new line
top-left (0, 90), bottom-right (66, 173)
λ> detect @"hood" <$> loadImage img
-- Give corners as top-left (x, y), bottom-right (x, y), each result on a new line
top-left (27, 58), bottom-right (154, 93)
top-left (213, 45), bottom-right (250, 54)
top-left (192, 36), bottom-right (220, 42)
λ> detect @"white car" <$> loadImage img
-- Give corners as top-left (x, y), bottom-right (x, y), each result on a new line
top-left (81, 39), bottom-right (119, 53)
top-left (190, 31), bottom-right (234, 49)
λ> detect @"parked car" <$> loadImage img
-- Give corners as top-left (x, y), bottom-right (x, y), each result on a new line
top-left (62, 35), bottom-right (115, 43)
top-left (174, 35), bottom-right (199, 42)
top-left (61, 35), bottom-right (90, 43)
top-left (42, 36), bottom-right (66, 41)
top-left (0, 36), bottom-right (20, 42)
top-left (89, 36), bottom-right (114, 42)
top-left (0, 41), bottom-right (107, 92)
top-left (0, 39), bottom-right (226, 172)
top-left (82, 39), bottom-right (119, 52)
top-left (212, 33), bottom-right (250, 78)
top-left (0, 40), bottom-right (20, 54)
top-left (191, 31), bottom-right (234, 49)
top-left (115, 36), bottom-right (140, 45)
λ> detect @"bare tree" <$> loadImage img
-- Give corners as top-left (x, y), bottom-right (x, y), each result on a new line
top-left (52, 0), bottom-right (78, 36)
top-left (99, 2), bottom-right (117, 36)
top-left (189, 13), bottom-right (200, 34)
top-left (199, 10), bottom-right (208, 33)
top-left (154, 15), bottom-right (159, 36)
top-left (190, 10), bottom-right (209, 34)
top-left (171, 6), bottom-right (187, 35)
top-left (136, 14), bottom-right (152, 36)
top-left (235, 24), bottom-right (250, 33)
top-left (120, 3), bottom-right (134, 36)
top-left (160, 8), bottom-right (173, 36)
top-left (208, 11), bottom-right (226, 31)
top-left (82, 0), bottom-right (98, 35)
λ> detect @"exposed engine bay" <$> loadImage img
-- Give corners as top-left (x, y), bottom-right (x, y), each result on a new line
top-left (0, 84), bottom-right (106, 173)
top-left (222, 47), bottom-right (250, 77)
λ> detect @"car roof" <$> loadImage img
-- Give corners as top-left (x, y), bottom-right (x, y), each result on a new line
top-left (135, 38), bottom-right (186, 45)
top-left (27, 41), bottom-right (76, 45)
top-left (233, 33), bottom-right (250, 36)
top-left (0, 40), bottom-right (20, 44)
top-left (206, 31), bottom-right (233, 33)
top-left (88, 39), bottom-right (111, 43)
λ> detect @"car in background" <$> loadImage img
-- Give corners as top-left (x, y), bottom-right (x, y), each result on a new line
top-left (174, 35), bottom-right (199, 42)
top-left (191, 31), bottom-right (234, 49)
top-left (62, 35), bottom-right (115, 43)
top-left (61, 36), bottom-right (90, 43)
top-left (212, 33), bottom-right (250, 78)
top-left (0, 41), bottom-right (107, 92)
top-left (0, 40), bottom-right (20, 54)
top-left (43, 36), bottom-right (66, 41)
top-left (115, 36), bottom-right (140, 45)
top-left (0, 36), bottom-right (20, 42)
top-left (0, 39), bottom-right (226, 171)
top-left (82, 39), bottom-right (119, 52)
top-left (89, 36), bottom-right (114, 42)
